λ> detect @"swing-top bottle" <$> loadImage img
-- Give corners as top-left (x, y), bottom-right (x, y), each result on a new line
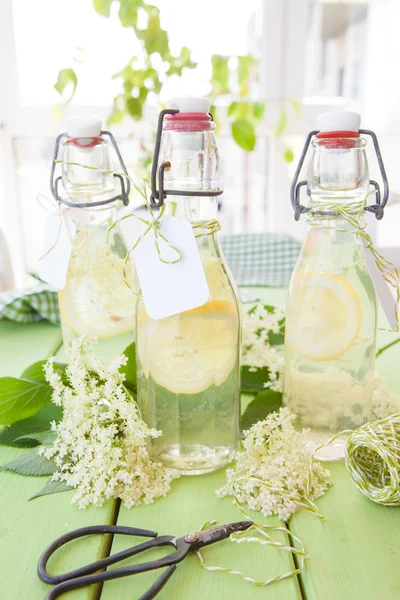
top-left (136, 97), bottom-right (241, 475)
top-left (283, 112), bottom-right (383, 460)
top-left (52, 116), bottom-right (137, 359)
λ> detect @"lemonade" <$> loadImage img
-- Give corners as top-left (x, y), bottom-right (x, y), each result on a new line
top-left (283, 222), bottom-right (377, 459)
top-left (59, 221), bottom-right (137, 361)
top-left (137, 252), bottom-right (241, 474)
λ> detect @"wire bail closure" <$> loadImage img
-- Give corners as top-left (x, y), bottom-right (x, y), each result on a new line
top-left (149, 108), bottom-right (224, 208)
top-left (290, 129), bottom-right (389, 221)
top-left (50, 131), bottom-right (131, 208)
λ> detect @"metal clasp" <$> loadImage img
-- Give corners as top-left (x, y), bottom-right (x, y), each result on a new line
top-left (290, 129), bottom-right (389, 221)
top-left (50, 130), bottom-right (131, 208)
top-left (150, 109), bottom-right (224, 208)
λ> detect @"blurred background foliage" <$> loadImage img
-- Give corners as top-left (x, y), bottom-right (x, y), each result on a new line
top-left (55, 0), bottom-right (296, 159)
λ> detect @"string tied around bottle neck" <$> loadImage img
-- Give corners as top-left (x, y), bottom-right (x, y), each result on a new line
top-left (307, 195), bottom-right (400, 330)
top-left (36, 194), bottom-right (88, 261)
top-left (40, 163), bottom-right (222, 287)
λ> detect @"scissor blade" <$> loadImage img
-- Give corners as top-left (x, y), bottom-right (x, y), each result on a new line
top-left (192, 521), bottom-right (253, 549)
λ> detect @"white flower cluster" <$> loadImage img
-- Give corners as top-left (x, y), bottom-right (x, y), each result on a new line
top-left (40, 337), bottom-right (178, 509)
top-left (241, 304), bottom-right (285, 392)
top-left (216, 408), bottom-right (330, 522)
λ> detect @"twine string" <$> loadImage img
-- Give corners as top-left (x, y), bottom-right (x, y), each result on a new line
top-left (307, 196), bottom-right (400, 329)
top-left (45, 163), bottom-right (221, 289)
top-left (37, 194), bottom-right (87, 260)
top-left (195, 475), bottom-right (310, 588)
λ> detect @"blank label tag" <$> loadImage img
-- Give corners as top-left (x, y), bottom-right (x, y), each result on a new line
top-left (133, 214), bottom-right (209, 320)
top-left (38, 214), bottom-right (76, 290)
top-left (362, 240), bottom-right (398, 331)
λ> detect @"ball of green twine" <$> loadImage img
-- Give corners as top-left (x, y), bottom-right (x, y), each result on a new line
top-left (345, 413), bottom-right (400, 505)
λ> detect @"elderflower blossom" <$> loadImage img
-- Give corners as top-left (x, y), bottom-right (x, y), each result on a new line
top-left (216, 408), bottom-right (330, 522)
top-left (241, 303), bottom-right (285, 392)
top-left (40, 337), bottom-right (179, 509)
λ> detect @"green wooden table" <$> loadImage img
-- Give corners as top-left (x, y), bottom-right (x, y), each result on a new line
top-left (1, 288), bottom-right (400, 600)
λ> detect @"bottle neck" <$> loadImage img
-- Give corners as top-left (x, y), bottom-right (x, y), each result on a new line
top-left (164, 195), bottom-right (218, 223)
top-left (71, 203), bottom-right (120, 230)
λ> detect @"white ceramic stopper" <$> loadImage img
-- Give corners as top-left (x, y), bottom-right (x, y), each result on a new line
top-left (316, 111), bottom-right (361, 133)
top-left (67, 115), bottom-right (102, 138)
top-left (167, 97), bottom-right (210, 114)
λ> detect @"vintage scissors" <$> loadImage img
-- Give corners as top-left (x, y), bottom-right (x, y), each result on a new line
top-left (38, 520), bottom-right (253, 599)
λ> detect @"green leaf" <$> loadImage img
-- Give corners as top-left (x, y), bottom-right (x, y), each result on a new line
top-left (231, 119), bottom-right (256, 152)
top-left (93, 0), bottom-right (114, 17)
top-left (30, 479), bottom-right (71, 501)
top-left (253, 101), bottom-right (265, 122)
top-left (241, 366), bottom-right (270, 393)
top-left (0, 449), bottom-right (57, 476)
top-left (211, 55), bottom-right (230, 95)
top-left (126, 96), bottom-right (143, 120)
top-left (283, 149), bottom-right (295, 163)
top-left (16, 430), bottom-right (57, 447)
top-left (0, 378), bottom-right (53, 426)
top-left (121, 342), bottom-right (137, 394)
top-left (54, 68), bottom-right (77, 104)
top-left (289, 97), bottom-right (301, 118)
top-left (237, 55), bottom-right (256, 96)
top-left (118, 0), bottom-right (140, 27)
top-left (275, 106), bottom-right (287, 139)
top-left (0, 403), bottom-right (62, 448)
top-left (137, 12), bottom-right (169, 56)
top-left (241, 390), bottom-right (283, 431)
top-left (21, 360), bottom-right (68, 385)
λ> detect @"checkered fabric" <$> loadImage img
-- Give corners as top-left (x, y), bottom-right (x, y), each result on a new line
top-left (220, 232), bottom-right (301, 287)
top-left (0, 284), bottom-right (61, 325)
top-left (0, 233), bottom-right (301, 325)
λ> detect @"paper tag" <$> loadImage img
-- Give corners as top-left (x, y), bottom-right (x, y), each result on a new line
top-left (38, 214), bottom-right (76, 290)
top-left (133, 214), bottom-right (209, 320)
top-left (362, 240), bottom-right (398, 331)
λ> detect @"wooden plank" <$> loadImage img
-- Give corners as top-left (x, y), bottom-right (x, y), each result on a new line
top-left (289, 324), bottom-right (400, 600)
top-left (101, 471), bottom-right (302, 600)
top-left (289, 462), bottom-right (400, 600)
top-left (0, 322), bottom-right (118, 600)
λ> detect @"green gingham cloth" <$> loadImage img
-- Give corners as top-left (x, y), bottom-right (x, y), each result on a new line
top-left (0, 284), bottom-right (61, 325)
top-left (0, 233), bottom-right (300, 325)
top-left (220, 232), bottom-right (301, 287)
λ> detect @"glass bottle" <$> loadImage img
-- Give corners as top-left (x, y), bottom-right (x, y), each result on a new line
top-left (51, 116), bottom-right (137, 360)
top-left (136, 98), bottom-right (241, 475)
top-left (283, 111), bottom-right (386, 460)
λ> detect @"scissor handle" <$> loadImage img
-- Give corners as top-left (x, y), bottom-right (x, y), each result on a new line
top-left (38, 525), bottom-right (157, 584)
top-left (38, 525), bottom-right (191, 600)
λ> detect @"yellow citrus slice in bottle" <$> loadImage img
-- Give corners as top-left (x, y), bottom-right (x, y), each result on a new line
top-left (138, 299), bottom-right (238, 394)
top-left (286, 272), bottom-right (362, 361)
top-left (58, 259), bottom-right (136, 339)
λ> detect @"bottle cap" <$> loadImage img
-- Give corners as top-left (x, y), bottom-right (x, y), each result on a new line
top-left (67, 115), bottom-right (102, 138)
top-left (167, 97), bottom-right (210, 114)
top-left (317, 111), bottom-right (361, 134)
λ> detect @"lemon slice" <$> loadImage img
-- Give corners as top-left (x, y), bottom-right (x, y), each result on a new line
top-left (59, 262), bottom-right (136, 339)
top-left (286, 273), bottom-right (362, 361)
top-left (138, 299), bottom-right (238, 394)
